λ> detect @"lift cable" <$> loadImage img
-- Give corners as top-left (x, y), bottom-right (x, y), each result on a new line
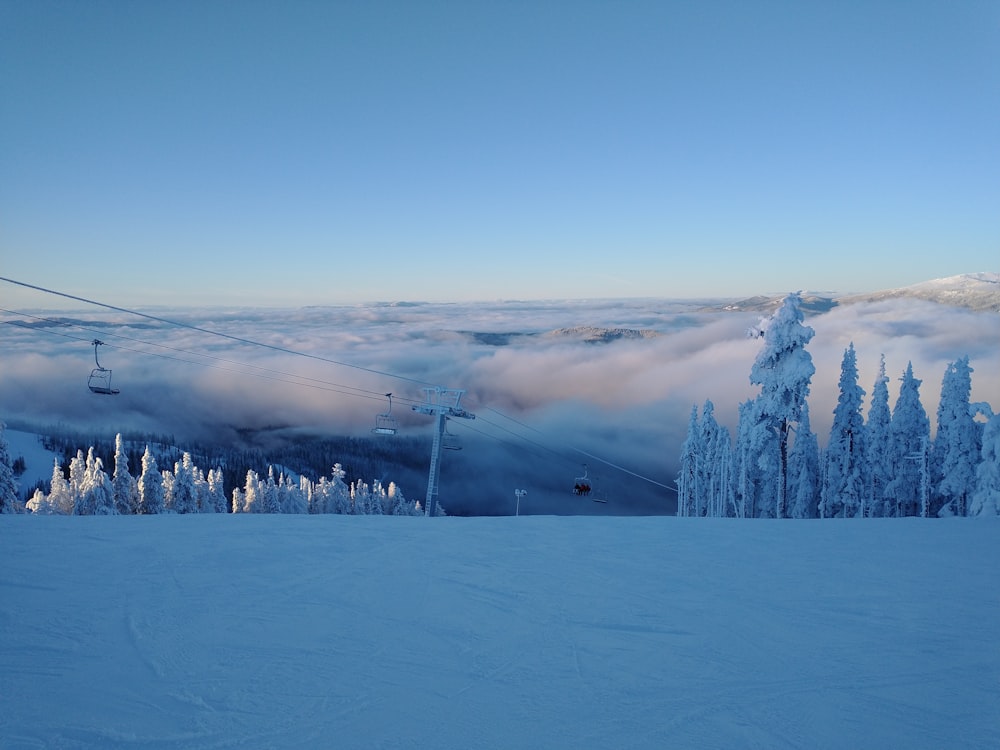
top-left (0, 276), bottom-right (440, 390)
top-left (474, 403), bottom-right (673, 489)
top-left (0, 307), bottom-right (426, 407)
top-left (0, 309), bottom-right (422, 406)
top-left (2, 276), bottom-right (669, 490)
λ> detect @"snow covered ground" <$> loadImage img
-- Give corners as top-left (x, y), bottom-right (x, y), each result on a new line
top-left (4, 429), bottom-right (60, 496)
top-left (2, 515), bottom-right (997, 749)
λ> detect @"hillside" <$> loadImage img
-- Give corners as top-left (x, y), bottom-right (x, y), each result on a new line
top-left (839, 272), bottom-right (1000, 312)
top-left (2, 515), bottom-right (997, 749)
top-left (695, 272), bottom-right (1000, 314)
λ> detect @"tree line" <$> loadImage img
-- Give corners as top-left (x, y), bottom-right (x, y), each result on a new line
top-left (678, 293), bottom-right (999, 518)
top-left (0, 430), bottom-right (427, 516)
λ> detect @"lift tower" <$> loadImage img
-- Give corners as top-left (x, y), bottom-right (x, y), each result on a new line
top-left (412, 388), bottom-right (475, 516)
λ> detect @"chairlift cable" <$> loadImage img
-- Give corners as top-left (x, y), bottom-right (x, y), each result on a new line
top-left (476, 404), bottom-right (672, 489)
top-left (0, 309), bottom-right (418, 404)
top-left (0, 307), bottom-right (416, 404)
top-left (0, 276), bottom-right (440, 389)
top-left (2, 278), bottom-right (669, 490)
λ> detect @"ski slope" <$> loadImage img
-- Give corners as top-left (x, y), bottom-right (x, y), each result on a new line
top-left (2, 515), bottom-right (997, 749)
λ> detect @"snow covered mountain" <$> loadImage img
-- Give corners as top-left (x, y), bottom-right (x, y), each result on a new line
top-left (839, 272), bottom-right (1000, 311)
top-left (697, 273), bottom-right (1000, 314)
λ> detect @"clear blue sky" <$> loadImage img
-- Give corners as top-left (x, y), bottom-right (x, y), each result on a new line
top-left (2, 1), bottom-right (997, 307)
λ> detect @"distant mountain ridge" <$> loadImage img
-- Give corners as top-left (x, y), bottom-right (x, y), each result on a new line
top-left (839, 272), bottom-right (1000, 312)
top-left (698, 272), bottom-right (1000, 314)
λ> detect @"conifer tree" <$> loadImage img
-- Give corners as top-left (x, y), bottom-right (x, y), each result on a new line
top-left (677, 405), bottom-right (700, 517)
top-left (969, 410), bottom-right (1000, 516)
top-left (207, 468), bottom-right (228, 513)
top-left (821, 343), bottom-right (867, 518)
top-left (242, 470), bottom-right (262, 513)
top-left (76, 457), bottom-right (117, 515)
top-left (885, 362), bottom-right (930, 517)
top-left (733, 399), bottom-right (773, 518)
top-left (112, 433), bottom-right (139, 515)
top-left (329, 464), bottom-right (352, 514)
top-left (137, 446), bottom-right (165, 514)
top-left (747, 292), bottom-right (815, 518)
top-left (171, 453), bottom-right (199, 514)
top-left (933, 357), bottom-right (980, 516)
top-left (786, 403), bottom-right (820, 519)
top-left (261, 467), bottom-right (281, 514)
top-left (68, 449), bottom-right (86, 503)
top-left (0, 422), bottom-right (22, 514)
top-left (865, 356), bottom-right (893, 517)
top-left (47, 458), bottom-right (73, 515)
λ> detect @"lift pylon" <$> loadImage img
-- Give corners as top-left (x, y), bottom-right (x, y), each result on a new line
top-left (412, 387), bottom-right (475, 517)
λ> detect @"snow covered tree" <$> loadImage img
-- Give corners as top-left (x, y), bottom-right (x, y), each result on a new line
top-left (206, 468), bottom-right (228, 513)
top-left (161, 468), bottom-right (175, 511)
top-left (933, 357), bottom-right (981, 516)
top-left (112, 433), bottom-right (139, 515)
top-left (137, 446), bottom-right (165, 515)
top-left (786, 403), bottom-right (820, 519)
top-left (351, 480), bottom-right (371, 515)
top-left (865, 356), bottom-right (893, 517)
top-left (389, 482), bottom-right (420, 515)
top-left (695, 401), bottom-right (732, 517)
top-left (171, 453), bottom-right (199, 514)
top-left (47, 458), bottom-right (74, 514)
top-left (969, 410), bottom-right (1000, 516)
top-left (705, 412), bottom-right (734, 518)
top-left (677, 405), bottom-right (700, 517)
top-left (68, 450), bottom-right (86, 503)
top-left (279, 473), bottom-right (307, 514)
top-left (75, 457), bottom-right (117, 515)
top-left (231, 487), bottom-right (244, 513)
top-left (733, 398), bottom-right (774, 518)
top-left (26, 488), bottom-right (56, 514)
top-left (260, 466), bottom-right (281, 514)
top-left (821, 343), bottom-right (867, 518)
top-left (0, 422), bottom-right (22, 513)
top-left (747, 292), bottom-right (816, 518)
top-left (242, 470), bottom-right (262, 513)
top-left (885, 362), bottom-right (930, 517)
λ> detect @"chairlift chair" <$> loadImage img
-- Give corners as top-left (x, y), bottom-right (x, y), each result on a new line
top-left (87, 339), bottom-right (120, 395)
top-left (372, 393), bottom-right (400, 435)
top-left (590, 478), bottom-right (608, 504)
top-left (573, 464), bottom-right (591, 496)
top-left (442, 418), bottom-right (462, 451)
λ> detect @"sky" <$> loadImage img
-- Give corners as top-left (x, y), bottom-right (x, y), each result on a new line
top-left (2, 513), bottom-right (999, 748)
top-left (1, 1), bottom-right (998, 308)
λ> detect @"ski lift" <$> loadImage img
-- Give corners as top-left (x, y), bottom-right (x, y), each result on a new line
top-left (590, 477), bottom-right (608, 504)
top-left (87, 339), bottom-right (120, 395)
top-left (572, 465), bottom-right (591, 496)
top-left (372, 393), bottom-right (399, 435)
top-left (442, 418), bottom-right (462, 451)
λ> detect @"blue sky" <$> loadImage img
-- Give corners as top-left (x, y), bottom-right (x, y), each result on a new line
top-left (2, 1), bottom-right (997, 308)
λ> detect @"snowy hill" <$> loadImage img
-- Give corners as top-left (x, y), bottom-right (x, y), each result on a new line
top-left (839, 272), bottom-right (1000, 311)
top-left (3, 428), bottom-right (61, 496)
top-left (2, 515), bottom-right (997, 749)
top-left (695, 273), bottom-right (1000, 314)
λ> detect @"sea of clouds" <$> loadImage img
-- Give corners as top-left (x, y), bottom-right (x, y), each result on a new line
top-left (2, 296), bottom-right (998, 514)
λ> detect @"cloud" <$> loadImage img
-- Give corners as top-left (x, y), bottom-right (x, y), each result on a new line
top-left (2, 297), bottom-right (998, 514)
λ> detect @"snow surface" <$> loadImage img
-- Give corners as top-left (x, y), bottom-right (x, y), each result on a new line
top-left (2, 515), bottom-right (998, 749)
top-left (4, 429), bottom-right (60, 496)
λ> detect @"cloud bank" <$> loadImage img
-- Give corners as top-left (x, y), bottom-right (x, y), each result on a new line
top-left (2, 296), bottom-right (997, 514)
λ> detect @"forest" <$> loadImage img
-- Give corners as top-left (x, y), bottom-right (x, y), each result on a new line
top-left (677, 293), bottom-right (999, 518)
top-left (0, 426), bottom-right (432, 516)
